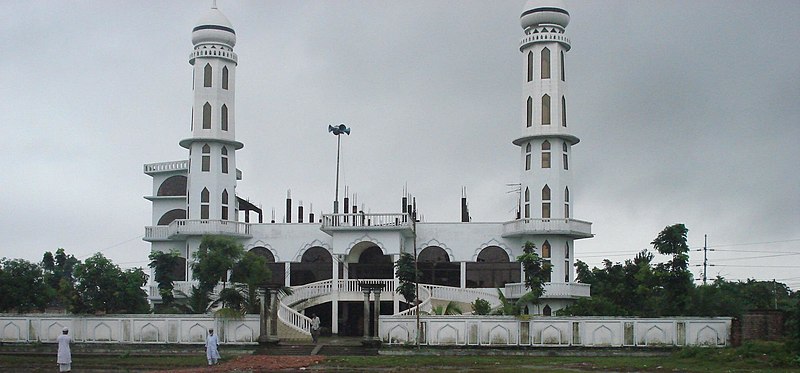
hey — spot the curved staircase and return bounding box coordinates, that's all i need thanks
[276,279,500,337]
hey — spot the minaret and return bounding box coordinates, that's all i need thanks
[181,4,243,222]
[514,0,590,285]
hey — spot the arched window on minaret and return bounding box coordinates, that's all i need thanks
[202,144,211,172]
[541,47,551,79]
[542,94,551,125]
[541,140,551,168]
[221,104,228,131]
[542,240,551,258]
[527,51,533,82]
[560,51,565,81]
[202,102,211,129]
[526,96,533,127]
[524,187,530,219]
[561,96,567,127]
[222,66,229,90]
[201,188,210,219]
[565,186,570,218]
[565,242,570,258]
[204,63,212,87]
[525,142,532,171]
[562,142,569,170]
[542,185,551,219]
[221,189,229,220]
[221,147,228,174]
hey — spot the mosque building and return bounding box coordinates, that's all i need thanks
[143,0,592,337]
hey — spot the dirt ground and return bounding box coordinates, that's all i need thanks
[149,355,325,373]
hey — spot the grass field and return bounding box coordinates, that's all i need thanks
[1,341,798,372]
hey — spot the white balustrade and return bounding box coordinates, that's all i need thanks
[501,218,592,238]
[145,219,252,241]
[504,282,591,299]
[143,160,188,173]
[321,213,412,230]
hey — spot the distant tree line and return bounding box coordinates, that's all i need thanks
[0,248,149,314]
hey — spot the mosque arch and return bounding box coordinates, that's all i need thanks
[542,240,551,258]
[526,96,533,127]
[560,50,565,81]
[541,94,551,125]
[202,102,211,129]
[221,189,229,220]
[466,246,520,288]
[201,144,211,172]
[351,244,393,279]
[157,209,186,225]
[221,146,229,174]
[221,104,228,131]
[418,246,460,287]
[200,188,210,219]
[527,51,534,82]
[248,246,285,286]
[222,66,229,90]
[156,175,187,196]
[541,140,551,168]
[290,246,334,286]
[541,47,551,79]
[561,96,567,127]
[203,63,212,87]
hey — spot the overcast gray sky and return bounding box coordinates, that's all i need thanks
[2,1,799,288]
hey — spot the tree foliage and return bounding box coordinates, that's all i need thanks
[73,253,149,314]
[472,298,492,315]
[395,252,419,304]
[148,250,182,306]
[0,258,52,313]
[517,241,551,302]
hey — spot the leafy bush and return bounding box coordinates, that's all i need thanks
[471,298,491,315]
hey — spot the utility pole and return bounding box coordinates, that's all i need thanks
[703,234,708,285]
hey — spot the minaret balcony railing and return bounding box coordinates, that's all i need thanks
[501,218,592,239]
[144,219,251,241]
[320,213,414,236]
[143,160,189,174]
[189,49,238,64]
[519,32,571,51]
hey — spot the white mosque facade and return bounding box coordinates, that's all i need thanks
[143,0,593,337]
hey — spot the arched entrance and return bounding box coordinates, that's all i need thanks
[248,247,285,286]
[466,246,520,288]
[349,245,393,280]
[418,246,460,287]
[290,246,334,286]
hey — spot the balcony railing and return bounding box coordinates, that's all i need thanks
[144,219,251,241]
[504,282,591,299]
[502,218,592,238]
[320,213,413,235]
[143,160,188,174]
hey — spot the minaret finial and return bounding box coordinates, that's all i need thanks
[211,0,217,9]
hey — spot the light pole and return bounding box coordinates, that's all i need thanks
[328,124,351,213]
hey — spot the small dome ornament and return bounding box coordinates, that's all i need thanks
[520,0,570,30]
[192,0,236,47]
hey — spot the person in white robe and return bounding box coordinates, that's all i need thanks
[57,327,72,372]
[206,328,220,365]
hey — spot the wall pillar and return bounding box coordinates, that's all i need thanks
[460,262,467,288]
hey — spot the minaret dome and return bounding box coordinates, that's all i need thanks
[192,6,236,48]
[520,0,570,30]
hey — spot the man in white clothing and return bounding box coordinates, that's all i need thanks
[310,313,321,344]
[57,327,72,372]
[206,328,220,365]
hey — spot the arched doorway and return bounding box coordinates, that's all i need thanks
[290,246,334,286]
[350,245,393,279]
[248,247,285,286]
[466,246,520,288]
[418,246,460,287]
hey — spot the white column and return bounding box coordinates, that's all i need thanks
[285,262,291,287]
[332,254,339,334]
[460,262,467,288]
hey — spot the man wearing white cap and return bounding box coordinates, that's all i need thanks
[57,327,72,372]
[206,328,220,365]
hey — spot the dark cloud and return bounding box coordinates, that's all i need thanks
[2,0,798,287]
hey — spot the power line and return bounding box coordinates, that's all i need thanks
[76,235,144,259]
[690,238,800,250]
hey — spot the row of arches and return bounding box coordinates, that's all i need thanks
[526,47,565,82]
[523,185,570,219]
[198,102,229,131]
[525,140,568,170]
[202,63,229,90]
[526,94,566,127]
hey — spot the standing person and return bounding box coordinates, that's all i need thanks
[206,328,220,366]
[57,327,72,372]
[310,313,321,344]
